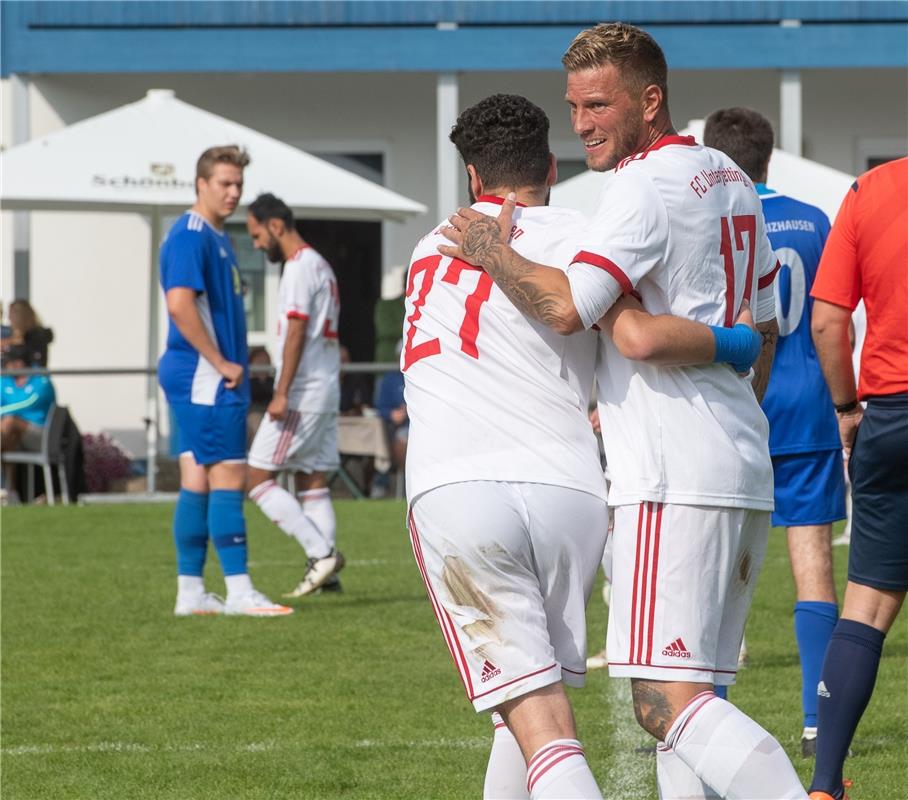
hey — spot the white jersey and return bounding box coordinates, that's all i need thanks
[276,246,341,413]
[403,198,605,502]
[569,136,779,510]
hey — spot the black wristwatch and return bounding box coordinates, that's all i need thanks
[834,399,860,414]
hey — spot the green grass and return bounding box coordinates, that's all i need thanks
[1,502,905,799]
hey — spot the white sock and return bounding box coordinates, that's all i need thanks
[299,487,337,551]
[665,691,807,799]
[250,480,330,558]
[656,743,719,799]
[177,575,204,596]
[224,573,253,597]
[484,713,529,800]
[526,739,602,800]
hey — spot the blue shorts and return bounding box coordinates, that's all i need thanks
[771,449,846,528]
[848,394,908,592]
[171,402,247,466]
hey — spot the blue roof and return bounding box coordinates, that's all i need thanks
[3,1,907,75]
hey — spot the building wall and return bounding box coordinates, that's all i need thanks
[13,66,907,454]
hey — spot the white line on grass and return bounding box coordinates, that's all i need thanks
[2,741,279,757]
[600,678,653,800]
[354,737,488,750]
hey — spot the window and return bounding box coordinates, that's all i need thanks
[227,222,267,333]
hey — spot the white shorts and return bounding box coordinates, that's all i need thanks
[247,410,340,473]
[607,502,769,685]
[409,481,608,712]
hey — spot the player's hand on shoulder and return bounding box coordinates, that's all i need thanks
[219,360,245,390]
[438,192,517,267]
[267,392,289,421]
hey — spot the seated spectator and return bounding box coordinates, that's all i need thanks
[372,366,408,497]
[247,346,274,446]
[339,344,372,416]
[1,344,56,500]
[6,299,54,367]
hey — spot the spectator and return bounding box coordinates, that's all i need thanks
[1,343,56,502]
[807,157,908,800]
[7,299,54,368]
[339,344,371,416]
[372,360,407,498]
[246,346,274,445]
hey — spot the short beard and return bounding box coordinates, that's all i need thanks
[593,115,647,172]
[267,240,283,263]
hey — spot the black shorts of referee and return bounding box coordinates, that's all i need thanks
[847,393,908,592]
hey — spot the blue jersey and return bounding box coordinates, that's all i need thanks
[758,186,839,455]
[158,211,249,407]
[1,375,56,426]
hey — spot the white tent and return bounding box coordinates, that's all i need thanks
[0,88,426,221]
[0,89,427,492]
[551,119,855,222]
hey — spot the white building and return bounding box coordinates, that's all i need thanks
[2,2,906,461]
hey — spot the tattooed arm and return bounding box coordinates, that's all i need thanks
[438,195,584,335]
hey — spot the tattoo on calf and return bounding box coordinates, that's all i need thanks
[631,680,676,741]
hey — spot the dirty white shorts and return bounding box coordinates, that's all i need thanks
[607,502,770,685]
[408,480,608,712]
[248,410,339,474]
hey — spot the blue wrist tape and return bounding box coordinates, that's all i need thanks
[711,324,762,373]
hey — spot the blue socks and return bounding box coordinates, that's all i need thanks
[173,489,209,576]
[809,618,886,798]
[208,489,248,577]
[795,600,839,727]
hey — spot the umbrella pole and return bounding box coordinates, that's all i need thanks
[146,208,161,495]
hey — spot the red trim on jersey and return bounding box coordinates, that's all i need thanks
[286,311,309,321]
[408,512,475,699]
[572,251,634,295]
[475,194,528,208]
[645,503,663,664]
[470,662,559,701]
[758,260,781,289]
[288,245,311,261]
[615,134,697,170]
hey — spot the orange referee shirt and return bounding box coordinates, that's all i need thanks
[811,157,908,399]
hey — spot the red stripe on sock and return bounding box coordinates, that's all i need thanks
[527,746,585,791]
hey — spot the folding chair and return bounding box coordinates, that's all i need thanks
[2,403,71,505]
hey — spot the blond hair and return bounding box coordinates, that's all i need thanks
[562,22,668,100]
[195,145,251,183]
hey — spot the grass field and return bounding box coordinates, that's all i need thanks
[2,501,905,799]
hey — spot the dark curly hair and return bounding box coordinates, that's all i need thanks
[449,94,551,190]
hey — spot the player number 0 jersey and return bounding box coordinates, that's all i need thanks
[403,198,605,503]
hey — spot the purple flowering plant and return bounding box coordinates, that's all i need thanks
[81,433,132,492]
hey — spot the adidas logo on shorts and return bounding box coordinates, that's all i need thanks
[662,637,692,659]
[480,659,501,683]
[817,680,831,698]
